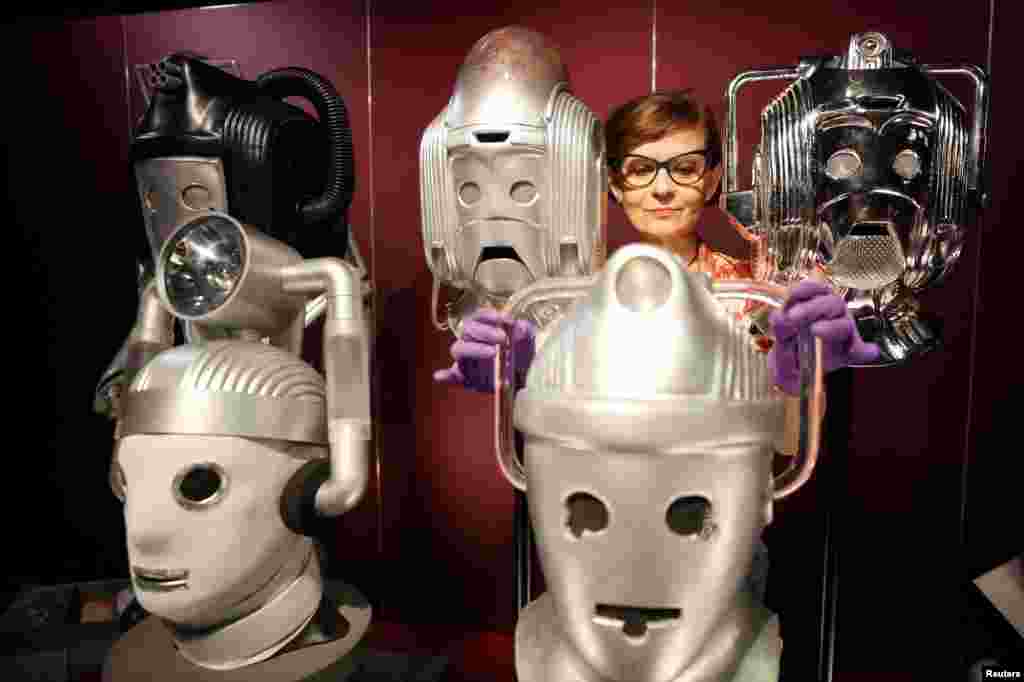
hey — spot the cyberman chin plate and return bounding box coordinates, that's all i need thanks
[722,31,989,365]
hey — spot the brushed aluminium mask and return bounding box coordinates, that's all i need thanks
[420,25,607,335]
[722,32,989,364]
[491,244,823,682]
[113,341,371,671]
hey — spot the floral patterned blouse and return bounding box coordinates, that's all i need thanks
[691,241,774,353]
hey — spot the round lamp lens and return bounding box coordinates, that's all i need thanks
[163,215,245,316]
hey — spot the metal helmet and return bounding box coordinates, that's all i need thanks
[723,31,989,364]
[113,341,371,670]
[420,25,607,334]
[508,244,790,681]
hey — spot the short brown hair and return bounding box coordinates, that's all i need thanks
[606,89,722,187]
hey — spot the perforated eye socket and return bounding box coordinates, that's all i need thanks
[666,496,711,537]
[892,149,923,180]
[565,492,609,539]
[458,182,482,206]
[173,463,228,509]
[825,149,863,181]
[510,180,537,204]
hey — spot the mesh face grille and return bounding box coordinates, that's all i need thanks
[827,234,905,290]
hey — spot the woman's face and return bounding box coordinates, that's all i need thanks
[610,127,722,244]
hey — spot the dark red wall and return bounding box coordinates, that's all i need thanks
[6,0,1013,679]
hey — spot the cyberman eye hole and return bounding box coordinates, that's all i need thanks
[458,182,482,207]
[173,462,228,510]
[825,149,863,181]
[892,149,923,180]
[565,492,609,539]
[510,180,538,205]
[666,495,714,539]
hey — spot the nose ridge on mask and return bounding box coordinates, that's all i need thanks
[127,502,177,556]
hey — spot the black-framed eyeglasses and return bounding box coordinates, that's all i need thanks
[611,149,713,189]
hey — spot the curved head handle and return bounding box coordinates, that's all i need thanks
[256,67,354,229]
[710,280,824,499]
[494,278,824,498]
[495,342,526,490]
[722,68,803,197]
[921,63,990,206]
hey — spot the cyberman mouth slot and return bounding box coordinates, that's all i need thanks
[593,604,682,638]
[848,222,894,237]
[478,245,524,263]
[474,131,511,144]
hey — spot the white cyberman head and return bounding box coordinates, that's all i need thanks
[509,245,789,681]
[420,25,607,334]
[112,341,357,670]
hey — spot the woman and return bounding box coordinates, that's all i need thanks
[434,90,878,598]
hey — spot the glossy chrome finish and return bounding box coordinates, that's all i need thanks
[157,212,307,334]
[721,32,990,365]
[420,26,606,333]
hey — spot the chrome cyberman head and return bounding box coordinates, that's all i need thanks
[113,342,371,670]
[420,25,607,334]
[492,244,823,681]
[722,32,989,364]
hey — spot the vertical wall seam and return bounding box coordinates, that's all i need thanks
[365,0,384,558]
[650,0,658,92]
[958,0,995,574]
[121,15,130,151]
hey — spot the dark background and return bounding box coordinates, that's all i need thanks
[3,0,1020,679]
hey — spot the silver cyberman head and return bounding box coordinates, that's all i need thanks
[420,25,607,333]
[506,244,788,682]
[723,31,989,364]
[113,341,370,670]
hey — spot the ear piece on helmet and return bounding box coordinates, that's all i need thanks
[280,459,333,537]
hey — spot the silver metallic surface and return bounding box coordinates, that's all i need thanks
[279,257,371,517]
[305,228,373,327]
[157,212,307,334]
[722,32,990,365]
[495,245,822,500]
[135,157,229,258]
[420,26,606,332]
[117,342,328,444]
[493,244,813,681]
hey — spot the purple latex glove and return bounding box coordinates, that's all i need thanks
[433,309,536,393]
[768,280,880,395]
